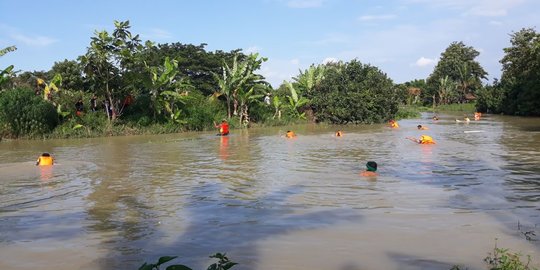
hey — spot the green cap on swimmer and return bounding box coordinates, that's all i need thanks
[366,161,377,172]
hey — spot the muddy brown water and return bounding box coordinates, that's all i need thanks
[1,113,539,270]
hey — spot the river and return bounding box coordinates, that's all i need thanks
[0,113,539,270]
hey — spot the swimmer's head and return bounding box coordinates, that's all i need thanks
[366,161,377,172]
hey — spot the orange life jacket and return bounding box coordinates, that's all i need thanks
[286,131,296,138]
[336,131,343,137]
[419,135,435,144]
[360,171,378,177]
[219,123,229,135]
[37,156,54,166]
[390,122,399,128]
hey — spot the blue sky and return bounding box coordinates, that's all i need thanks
[1,0,539,87]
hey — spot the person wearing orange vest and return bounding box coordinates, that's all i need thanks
[389,120,399,128]
[407,135,436,144]
[214,120,229,136]
[474,112,482,120]
[417,125,429,130]
[360,161,378,177]
[335,130,344,137]
[285,130,296,138]
[36,153,54,166]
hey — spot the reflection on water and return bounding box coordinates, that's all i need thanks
[0,113,539,270]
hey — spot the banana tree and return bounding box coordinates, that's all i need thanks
[438,76,457,105]
[0,46,17,90]
[285,81,309,119]
[36,74,62,101]
[146,57,192,122]
[213,53,268,118]
[272,95,282,119]
[293,64,326,94]
[237,85,265,126]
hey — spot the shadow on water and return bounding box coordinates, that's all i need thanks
[93,183,361,270]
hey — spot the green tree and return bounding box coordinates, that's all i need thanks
[437,75,457,105]
[475,80,506,113]
[498,28,540,115]
[50,60,86,91]
[213,53,268,120]
[145,57,192,122]
[426,41,488,104]
[311,59,398,124]
[79,20,143,120]
[284,81,309,119]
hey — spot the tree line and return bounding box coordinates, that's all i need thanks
[0,21,539,139]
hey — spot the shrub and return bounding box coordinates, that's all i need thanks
[0,87,58,138]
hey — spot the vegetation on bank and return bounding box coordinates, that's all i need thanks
[1,21,539,140]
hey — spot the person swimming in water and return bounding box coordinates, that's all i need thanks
[285,130,297,138]
[406,135,436,144]
[360,161,378,177]
[335,130,343,137]
[417,125,429,130]
[36,153,54,166]
[389,120,399,128]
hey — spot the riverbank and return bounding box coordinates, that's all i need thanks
[0,103,480,140]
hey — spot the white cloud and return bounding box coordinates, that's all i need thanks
[143,28,173,40]
[290,58,300,65]
[404,0,525,17]
[414,57,437,67]
[322,57,338,64]
[313,33,350,45]
[489,20,503,26]
[358,14,396,21]
[260,58,302,87]
[245,46,260,54]
[0,23,57,47]
[11,34,57,47]
[286,0,323,8]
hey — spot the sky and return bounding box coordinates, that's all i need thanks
[1,0,539,88]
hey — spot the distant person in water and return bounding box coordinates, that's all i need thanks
[389,120,399,128]
[417,125,429,130]
[335,130,344,137]
[432,115,439,121]
[36,153,54,166]
[406,135,436,144]
[360,161,378,177]
[285,130,296,138]
[214,119,229,136]
[474,112,482,121]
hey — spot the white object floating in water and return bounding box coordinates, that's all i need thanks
[464,130,485,133]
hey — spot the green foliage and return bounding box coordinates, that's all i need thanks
[484,246,537,270]
[138,253,237,270]
[497,28,540,116]
[0,87,59,138]
[50,59,86,91]
[183,93,226,131]
[426,41,487,104]
[0,46,17,91]
[212,53,268,124]
[79,20,143,120]
[395,106,421,120]
[475,83,506,113]
[310,59,399,124]
[145,56,193,122]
